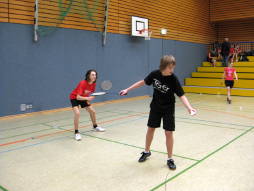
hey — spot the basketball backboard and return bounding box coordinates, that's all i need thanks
[131,16,149,37]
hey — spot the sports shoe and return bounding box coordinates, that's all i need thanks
[75,133,82,141]
[138,151,151,162]
[227,98,232,104]
[167,159,176,170]
[94,126,105,132]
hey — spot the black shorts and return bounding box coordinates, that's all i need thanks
[207,57,213,63]
[70,99,90,108]
[225,80,234,88]
[147,106,175,131]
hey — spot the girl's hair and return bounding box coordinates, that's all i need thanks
[229,55,234,63]
[160,55,176,71]
[85,69,98,83]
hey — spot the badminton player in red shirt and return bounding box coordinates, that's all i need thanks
[223,57,238,104]
[70,69,105,141]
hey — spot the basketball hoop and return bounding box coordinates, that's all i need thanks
[138,29,152,40]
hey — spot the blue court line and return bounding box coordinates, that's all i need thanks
[176,116,253,128]
[56,117,199,162]
[0,114,199,162]
[0,110,133,132]
[138,115,251,130]
[1,109,248,161]
[112,109,253,128]
[177,120,246,131]
[0,111,135,140]
[0,115,147,155]
[0,136,69,154]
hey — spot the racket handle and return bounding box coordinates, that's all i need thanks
[119,90,128,96]
[119,92,127,96]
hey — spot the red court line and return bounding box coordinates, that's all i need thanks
[0,101,197,147]
[0,138,29,147]
[0,112,148,147]
[0,99,198,148]
[201,108,254,120]
[0,96,149,121]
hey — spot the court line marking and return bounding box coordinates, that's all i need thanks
[0,111,134,140]
[0,96,149,121]
[0,116,146,154]
[3,108,250,190]
[0,109,133,132]
[110,109,253,129]
[0,136,69,154]
[2,108,250,149]
[177,120,246,131]
[193,104,254,113]
[0,185,8,191]
[0,115,199,162]
[138,115,247,131]
[176,116,253,128]
[201,108,254,120]
[51,118,200,162]
[0,127,54,140]
[0,112,148,147]
[50,117,199,162]
[149,126,254,191]
[81,133,199,162]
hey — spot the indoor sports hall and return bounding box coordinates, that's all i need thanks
[0,1,254,191]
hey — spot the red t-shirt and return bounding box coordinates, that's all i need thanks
[230,48,235,54]
[236,47,241,53]
[70,80,96,100]
[224,67,236,81]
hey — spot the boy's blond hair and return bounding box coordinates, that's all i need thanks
[160,55,176,71]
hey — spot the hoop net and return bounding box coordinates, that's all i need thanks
[138,29,152,40]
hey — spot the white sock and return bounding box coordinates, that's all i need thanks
[168,158,173,161]
[144,150,150,153]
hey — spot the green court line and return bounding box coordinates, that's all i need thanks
[0,110,132,132]
[0,185,9,191]
[42,111,142,130]
[176,116,253,128]
[192,104,254,113]
[138,115,247,131]
[0,127,54,140]
[149,126,254,191]
[82,133,199,162]
[0,111,133,140]
[113,109,253,129]
[177,120,246,131]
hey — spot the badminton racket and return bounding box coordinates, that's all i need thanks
[91,80,113,96]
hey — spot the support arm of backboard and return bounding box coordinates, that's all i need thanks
[34,0,39,42]
[102,0,110,46]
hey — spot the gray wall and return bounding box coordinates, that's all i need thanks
[0,23,207,116]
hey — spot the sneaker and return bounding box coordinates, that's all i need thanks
[75,133,82,141]
[94,126,105,132]
[138,151,151,162]
[167,159,176,170]
[227,98,232,104]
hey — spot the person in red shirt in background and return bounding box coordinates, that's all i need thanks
[223,57,238,104]
[229,44,235,60]
[217,47,222,61]
[234,43,241,62]
[70,69,105,141]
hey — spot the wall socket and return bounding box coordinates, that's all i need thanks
[20,104,33,111]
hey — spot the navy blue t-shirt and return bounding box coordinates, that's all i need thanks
[144,70,184,111]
